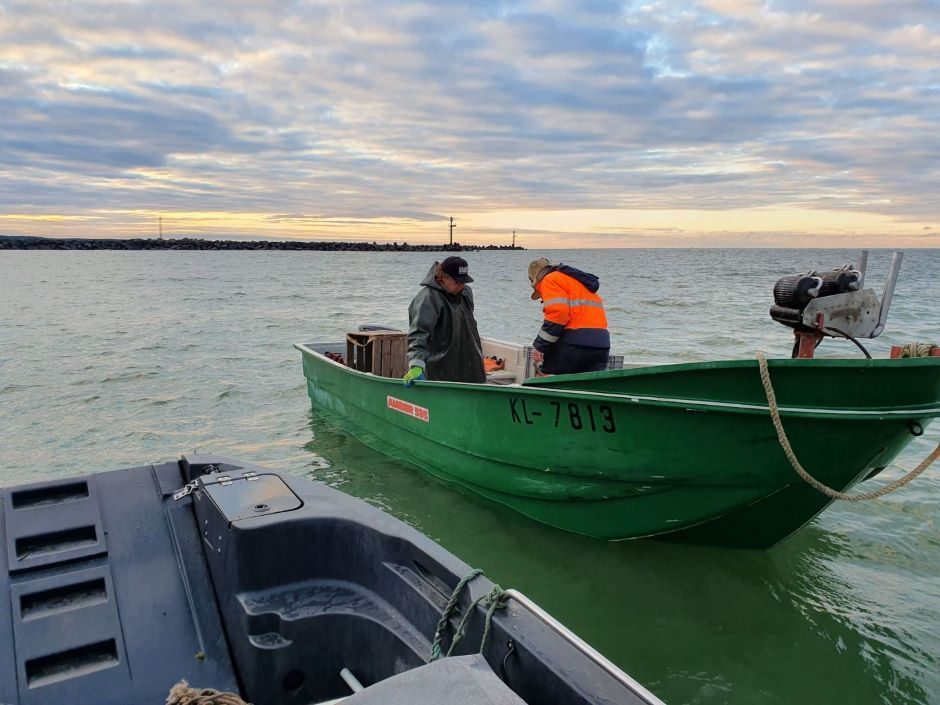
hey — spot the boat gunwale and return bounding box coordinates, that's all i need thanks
[294,343,940,420]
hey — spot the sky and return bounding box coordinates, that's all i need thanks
[0,0,938,248]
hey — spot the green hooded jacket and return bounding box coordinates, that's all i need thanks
[407,263,485,383]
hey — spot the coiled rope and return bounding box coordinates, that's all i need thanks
[755,351,940,501]
[898,342,938,358]
[429,568,508,662]
[166,681,249,705]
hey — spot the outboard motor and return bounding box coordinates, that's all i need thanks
[770,251,903,358]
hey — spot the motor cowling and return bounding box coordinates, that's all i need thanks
[767,251,903,359]
[770,267,861,326]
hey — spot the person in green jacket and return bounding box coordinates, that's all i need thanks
[403,256,485,385]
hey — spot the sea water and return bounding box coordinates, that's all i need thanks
[1,248,938,705]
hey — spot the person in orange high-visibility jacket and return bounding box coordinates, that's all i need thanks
[528,258,610,375]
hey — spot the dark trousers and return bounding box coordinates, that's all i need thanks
[541,342,609,375]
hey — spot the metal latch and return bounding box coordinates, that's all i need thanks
[172,480,200,501]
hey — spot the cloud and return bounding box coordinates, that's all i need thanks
[0,0,937,244]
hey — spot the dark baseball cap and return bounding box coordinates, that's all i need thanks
[441,256,473,283]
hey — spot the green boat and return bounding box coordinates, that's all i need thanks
[296,337,939,549]
[296,253,940,548]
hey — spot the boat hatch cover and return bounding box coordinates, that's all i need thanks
[201,473,302,522]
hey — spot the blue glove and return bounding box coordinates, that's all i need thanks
[403,366,425,386]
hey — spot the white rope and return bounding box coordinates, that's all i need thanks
[755,351,939,501]
[898,342,937,358]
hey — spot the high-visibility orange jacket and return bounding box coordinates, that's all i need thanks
[533,266,610,352]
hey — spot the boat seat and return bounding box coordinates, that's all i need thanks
[485,370,517,385]
[342,654,525,705]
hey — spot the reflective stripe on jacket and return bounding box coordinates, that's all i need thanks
[533,268,610,351]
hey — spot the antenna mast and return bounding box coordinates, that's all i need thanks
[449,217,456,246]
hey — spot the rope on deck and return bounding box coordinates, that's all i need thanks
[445,583,509,659]
[898,342,938,358]
[429,568,508,662]
[166,680,250,705]
[756,351,940,501]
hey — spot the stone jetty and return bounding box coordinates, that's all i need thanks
[0,236,521,252]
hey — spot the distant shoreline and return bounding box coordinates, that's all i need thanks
[0,236,523,252]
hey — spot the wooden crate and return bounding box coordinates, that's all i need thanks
[346,331,408,378]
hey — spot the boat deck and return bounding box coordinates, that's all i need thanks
[0,461,237,703]
[309,340,526,385]
[238,578,430,660]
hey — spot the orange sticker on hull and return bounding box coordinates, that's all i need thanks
[387,396,430,423]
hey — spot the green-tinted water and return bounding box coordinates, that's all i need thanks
[1,249,938,704]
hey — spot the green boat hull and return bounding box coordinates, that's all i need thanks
[297,344,940,548]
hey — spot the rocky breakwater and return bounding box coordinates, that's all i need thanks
[0,236,521,252]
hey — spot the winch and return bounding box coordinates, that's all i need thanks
[770,251,902,358]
